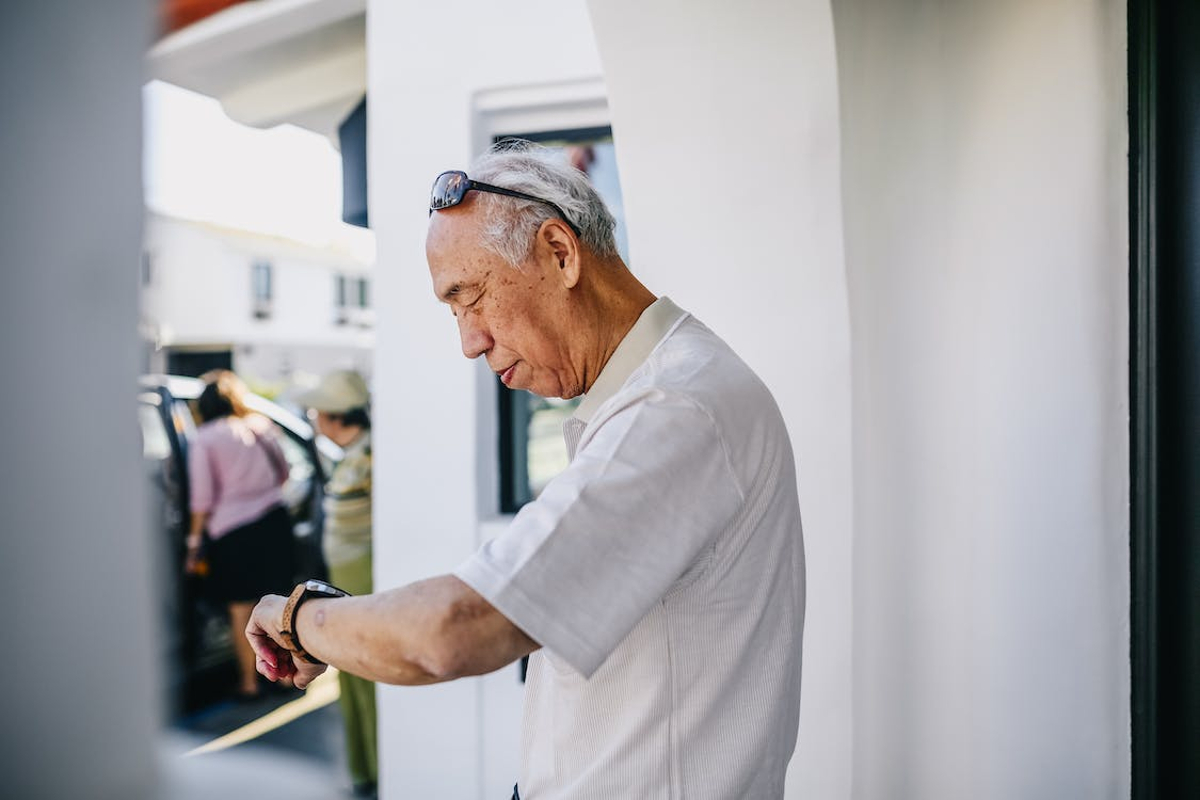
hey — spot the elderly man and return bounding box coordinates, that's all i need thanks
[247,144,805,799]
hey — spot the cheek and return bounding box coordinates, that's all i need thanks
[480,289,544,349]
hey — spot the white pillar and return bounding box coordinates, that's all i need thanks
[0,2,159,797]
[587,1,853,797]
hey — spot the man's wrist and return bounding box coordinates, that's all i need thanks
[293,599,331,664]
[278,580,350,665]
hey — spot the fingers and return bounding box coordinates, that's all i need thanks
[245,626,280,665]
[242,594,321,688]
[249,645,324,690]
[255,648,297,682]
[248,631,300,681]
[250,637,290,680]
[292,662,327,690]
[245,597,292,681]
[254,654,275,681]
[244,595,286,649]
[251,648,322,689]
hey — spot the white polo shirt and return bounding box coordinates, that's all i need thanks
[455,297,805,799]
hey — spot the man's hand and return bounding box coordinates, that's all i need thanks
[245,594,327,690]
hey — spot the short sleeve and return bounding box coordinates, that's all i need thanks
[454,390,744,678]
[187,436,215,514]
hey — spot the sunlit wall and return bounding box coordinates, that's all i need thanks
[366,0,1131,798]
[835,0,1130,796]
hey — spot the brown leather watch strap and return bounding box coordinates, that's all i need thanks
[279,582,323,665]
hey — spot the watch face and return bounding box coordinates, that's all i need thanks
[304,579,346,598]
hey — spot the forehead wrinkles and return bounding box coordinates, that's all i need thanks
[429,215,497,301]
[427,196,484,259]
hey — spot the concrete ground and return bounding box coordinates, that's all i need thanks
[170,670,364,798]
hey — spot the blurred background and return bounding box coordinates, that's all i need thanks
[2,0,1197,798]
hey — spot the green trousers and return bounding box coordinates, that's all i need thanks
[328,553,377,787]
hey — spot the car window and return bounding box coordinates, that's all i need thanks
[276,430,315,488]
[177,400,200,433]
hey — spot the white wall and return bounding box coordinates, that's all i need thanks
[833,1,1130,797]
[587,1,853,797]
[368,1,854,795]
[367,1,605,796]
[366,0,1131,797]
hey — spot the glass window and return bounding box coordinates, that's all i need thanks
[335,273,347,308]
[495,126,625,513]
[251,260,272,302]
[275,427,316,514]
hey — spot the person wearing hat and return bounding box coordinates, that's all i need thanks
[296,369,377,797]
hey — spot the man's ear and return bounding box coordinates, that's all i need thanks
[538,218,581,289]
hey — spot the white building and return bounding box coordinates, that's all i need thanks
[10,0,1199,798]
[141,211,375,392]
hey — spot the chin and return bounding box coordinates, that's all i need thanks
[527,376,579,400]
[548,382,582,401]
[528,384,568,400]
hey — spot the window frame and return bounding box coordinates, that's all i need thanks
[251,259,273,320]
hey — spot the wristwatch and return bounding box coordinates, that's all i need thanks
[279,579,351,665]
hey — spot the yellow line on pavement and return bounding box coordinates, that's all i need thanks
[185,669,341,757]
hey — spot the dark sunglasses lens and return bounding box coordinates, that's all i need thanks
[430,171,469,210]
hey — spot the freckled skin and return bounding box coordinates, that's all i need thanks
[426,193,656,400]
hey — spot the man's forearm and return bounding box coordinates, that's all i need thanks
[293,574,538,685]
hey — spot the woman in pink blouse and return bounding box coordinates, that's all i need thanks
[185,370,295,699]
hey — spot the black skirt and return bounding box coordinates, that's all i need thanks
[206,505,295,603]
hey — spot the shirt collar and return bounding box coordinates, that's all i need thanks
[572,296,688,424]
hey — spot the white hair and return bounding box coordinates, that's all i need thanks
[469,140,619,267]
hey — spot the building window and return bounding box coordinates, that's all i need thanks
[141,251,154,286]
[335,274,372,327]
[334,274,348,324]
[251,260,272,319]
[496,125,625,513]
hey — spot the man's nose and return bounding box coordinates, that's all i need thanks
[457,312,492,360]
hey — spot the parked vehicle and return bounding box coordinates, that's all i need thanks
[138,374,342,714]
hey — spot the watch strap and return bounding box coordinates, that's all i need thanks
[279,582,318,663]
[279,580,350,666]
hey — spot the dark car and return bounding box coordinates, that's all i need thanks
[138,374,342,715]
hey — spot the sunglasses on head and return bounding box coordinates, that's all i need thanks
[429,170,581,236]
